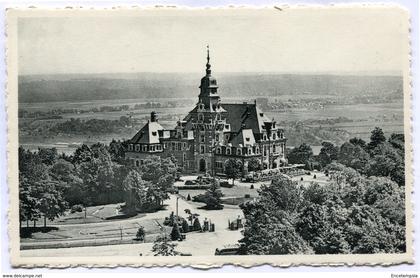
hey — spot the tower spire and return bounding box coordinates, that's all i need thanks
[206,45,211,75]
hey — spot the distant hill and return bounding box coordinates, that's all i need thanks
[18,73,403,103]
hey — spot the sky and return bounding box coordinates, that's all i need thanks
[17,7,409,75]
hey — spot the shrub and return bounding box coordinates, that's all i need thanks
[181,219,190,233]
[193,218,202,231]
[192,194,207,203]
[136,226,145,241]
[171,223,181,241]
[71,204,84,213]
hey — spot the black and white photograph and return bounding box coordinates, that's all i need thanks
[5,6,412,267]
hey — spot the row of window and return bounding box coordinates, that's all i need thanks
[128,144,163,152]
[211,144,285,156]
[262,130,285,141]
[164,141,188,151]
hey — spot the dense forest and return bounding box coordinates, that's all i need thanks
[240,127,406,254]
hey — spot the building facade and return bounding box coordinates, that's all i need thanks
[125,48,287,176]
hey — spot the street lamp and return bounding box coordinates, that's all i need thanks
[176,196,180,222]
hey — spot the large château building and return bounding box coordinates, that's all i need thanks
[125,48,287,176]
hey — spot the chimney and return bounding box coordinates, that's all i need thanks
[151,111,158,122]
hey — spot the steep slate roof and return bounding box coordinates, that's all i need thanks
[230,128,256,147]
[129,121,164,144]
[222,103,271,134]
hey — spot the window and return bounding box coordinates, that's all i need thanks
[183,153,186,163]
[171,142,176,150]
[226,148,231,155]
[183,142,186,149]
[198,113,204,121]
[135,144,140,152]
[216,147,221,154]
[200,134,205,143]
[200,145,205,154]
[248,148,252,155]
[152,131,157,136]
[237,149,242,156]
[273,133,276,140]
[263,135,267,140]
[135,160,140,167]
[128,144,133,151]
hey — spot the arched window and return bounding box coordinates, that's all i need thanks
[216,147,221,154]
[237,149,242,156]
[198,113,204,121]
[226,147,231,155]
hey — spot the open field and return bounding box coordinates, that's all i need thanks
[19,98,404,153]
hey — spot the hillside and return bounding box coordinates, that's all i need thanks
[18,73,403,103]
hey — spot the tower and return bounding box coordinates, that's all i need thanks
[198,45,221,111]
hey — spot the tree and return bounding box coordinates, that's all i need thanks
[338,142,370,173]
[19,175,40,228]
[201,180,224,210]
[122,170,150,212]
[367,142,404,186]
[152,235,179,256]
[287,143,313,164]
[317,142,338,167]
[368,127,386,151]
[349,137,367,149]
[181,219,190,233]
[247,158,262,172]
[36,180,68,227]
[170,223,181,241]
[37,147,58,166]
[193,218,202,231]
[388,133,405,151]
[224,159,242,186]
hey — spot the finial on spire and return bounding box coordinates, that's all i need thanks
[206,45,211,75]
